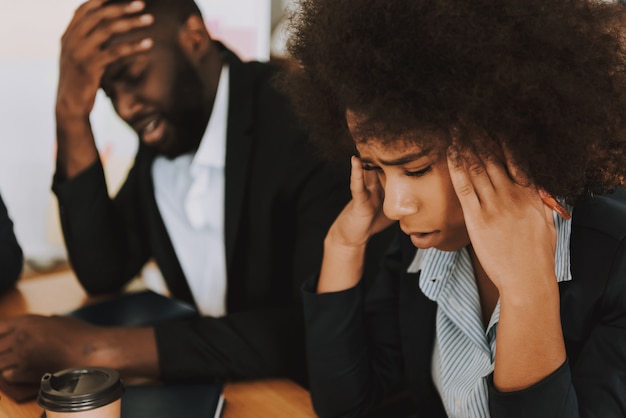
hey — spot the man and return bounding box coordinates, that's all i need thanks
[0,192,22,291]
[0,0,350,386]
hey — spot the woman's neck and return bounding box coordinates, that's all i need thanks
[467,245,500,330]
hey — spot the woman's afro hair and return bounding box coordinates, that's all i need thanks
[280,0,626,203]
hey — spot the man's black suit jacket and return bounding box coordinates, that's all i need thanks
[0,192,22,291]
[53,47,351,385]
[303,188,626,417]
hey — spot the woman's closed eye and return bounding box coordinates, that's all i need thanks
[362,163,433,178]
[405,165,432,177]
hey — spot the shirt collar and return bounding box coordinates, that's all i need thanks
[191,64,229,170]
[554,202,574,283]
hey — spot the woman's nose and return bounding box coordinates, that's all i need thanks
[382,179,418,221]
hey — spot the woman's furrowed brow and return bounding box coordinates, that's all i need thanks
[374,148,434,166]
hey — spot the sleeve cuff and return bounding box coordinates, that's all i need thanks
[488,359,578,417]
[301,274,364,318]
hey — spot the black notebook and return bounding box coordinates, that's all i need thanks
[66,289,199,326]
[120,382,225,418]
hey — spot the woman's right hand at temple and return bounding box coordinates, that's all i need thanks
[317,156,394,293]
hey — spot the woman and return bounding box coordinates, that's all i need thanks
[280,0,626,416]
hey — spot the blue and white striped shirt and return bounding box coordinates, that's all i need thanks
[407,208,573,417]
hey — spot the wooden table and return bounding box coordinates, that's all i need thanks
[0,270,316,417]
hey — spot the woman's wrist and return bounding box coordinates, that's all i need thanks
[317,238,367,294]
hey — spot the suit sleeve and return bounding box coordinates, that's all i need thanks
[0,192,22,291]
[570,236,626,417]
[301,230,407,418]
[489,235,626,417]
[52,159,151,294]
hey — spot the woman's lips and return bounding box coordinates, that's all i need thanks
[409,231,440,249]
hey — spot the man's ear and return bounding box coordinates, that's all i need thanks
[178,15,212,63]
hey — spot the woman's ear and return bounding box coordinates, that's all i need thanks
[178,15,212,62]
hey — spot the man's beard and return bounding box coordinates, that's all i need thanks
[160,54,211,158]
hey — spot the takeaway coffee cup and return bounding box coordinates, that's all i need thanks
[37,367,125,418]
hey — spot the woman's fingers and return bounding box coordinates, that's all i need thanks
[350,155,379,201]
[349,155,366,198]
[486,140,531,188]
[448,125,534,212]
[447,143,483,215]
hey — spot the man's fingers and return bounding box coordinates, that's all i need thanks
[0,356,16,374]
[76,36,153,78]
[105,37,153,63]
[84,12,154,52]
[64,0,108,35]
[2,365,41,385]
[0,339,16,374]
[107,12,154,37]
[0,323,14,338]
[69,13,154,66]
[64,0,149,53]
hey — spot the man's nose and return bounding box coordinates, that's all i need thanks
[113,88,142,122]
[382,179,419,221]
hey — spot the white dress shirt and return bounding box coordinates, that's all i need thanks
[151,65,230,317]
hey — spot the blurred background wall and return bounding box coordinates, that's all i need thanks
[0,0,296,272]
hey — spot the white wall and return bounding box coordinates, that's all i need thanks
[0,0,273,267]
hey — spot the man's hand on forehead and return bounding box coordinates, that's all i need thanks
[56,0,154,119]
[95,1,154,53]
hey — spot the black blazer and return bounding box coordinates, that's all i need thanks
[0,192,22,291]
[303,188,626,418]
[53,47,351,385]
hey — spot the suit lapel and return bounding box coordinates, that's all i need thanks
[222,49,255,271]
[398,240,445,415]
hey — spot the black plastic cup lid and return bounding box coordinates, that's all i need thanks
[37,367,125,412]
